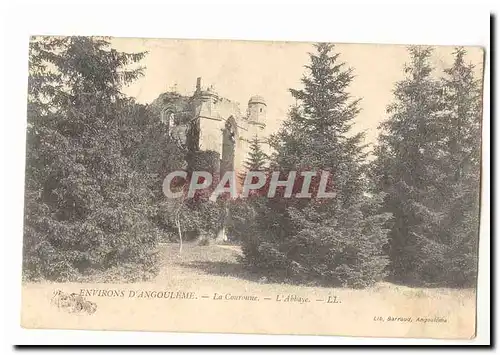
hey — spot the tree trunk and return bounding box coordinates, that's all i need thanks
[215,205,229,243]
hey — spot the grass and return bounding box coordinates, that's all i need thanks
[21,242,477,339]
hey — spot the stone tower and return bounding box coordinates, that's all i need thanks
[247,95,267,132]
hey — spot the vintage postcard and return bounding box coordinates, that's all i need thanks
[21,36,485,339]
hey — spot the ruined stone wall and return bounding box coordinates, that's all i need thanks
[153,84,269,178]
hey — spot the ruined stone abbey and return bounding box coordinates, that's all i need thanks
[151,77,269,177]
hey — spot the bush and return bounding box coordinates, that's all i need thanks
[23,172,161,282]
[240,198,390,288]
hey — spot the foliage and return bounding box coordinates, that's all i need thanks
[372,46,482,286]
[240,43,391,288]
[229,136,268,242]
[120,102,187,242]
[243,135,268,172]
[23,36,161,281]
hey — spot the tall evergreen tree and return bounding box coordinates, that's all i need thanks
[431,47,482,286]
[373,46,443,282]
[229,136,268,243]
[438,47,482,184]
[241,43,391,288]
[23,36,160,281]
[243,135,268,171]
[373,46,482,286]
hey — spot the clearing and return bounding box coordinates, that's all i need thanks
[21,242,476,339]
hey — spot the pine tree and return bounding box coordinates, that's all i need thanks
[228,136,268,243]
[241,43,391,288]
[372,46,482,286]
[243,135,268,171]
[238,135,268,186]
[23,36,160,281]
[430,47,482,286]
[373,46,443,282]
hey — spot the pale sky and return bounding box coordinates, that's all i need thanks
[111,38,484,149]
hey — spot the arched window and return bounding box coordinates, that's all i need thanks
[161,110,175,126]
[161,109,176,136]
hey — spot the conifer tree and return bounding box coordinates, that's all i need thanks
[23,36,160,281]
[372,46,482,286]
[430,47,482,286]
[373,46,443,282]
[241,43,391,288]
[243,135,268,172]
[229,136,268,242]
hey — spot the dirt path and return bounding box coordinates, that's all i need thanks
[215,244,243,254]
[154,242,245,285]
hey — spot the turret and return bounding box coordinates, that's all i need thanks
[193,77,219,118]
[247,95,266,128]
[194,77,218,101]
